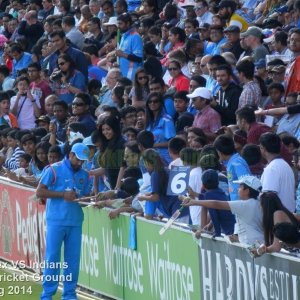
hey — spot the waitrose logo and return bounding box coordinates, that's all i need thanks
[80,227,195,300]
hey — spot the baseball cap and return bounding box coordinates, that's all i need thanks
[254,58,266,69]
[218,0,237,10]
[71,143,90,161]
[224,25,240,33]
[103,16,118,26]
[241,26,263,38]
[83,136,95,147]
[202,169,219,187]
[35,115,51,124]
[233,175,262,192]
[187,87,212,100]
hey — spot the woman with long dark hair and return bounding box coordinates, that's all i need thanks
[256,192,300,255]
[145,92,176,163]
[51,53,86,104]
[31,141,51,179]
[138,148,189,221]
[129,68,149,108]
[98,116,125,188]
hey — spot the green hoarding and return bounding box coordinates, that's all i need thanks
[78,208,202,300]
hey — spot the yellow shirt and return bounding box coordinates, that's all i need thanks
[228,13,249,32]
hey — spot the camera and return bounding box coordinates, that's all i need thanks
[50,70,63,82]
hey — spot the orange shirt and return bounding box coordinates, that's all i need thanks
[286,56,300,96]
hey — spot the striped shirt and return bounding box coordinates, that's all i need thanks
[5,147,25,170]
[238,81,261,109]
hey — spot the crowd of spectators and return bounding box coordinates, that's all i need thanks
[1,0,300,256]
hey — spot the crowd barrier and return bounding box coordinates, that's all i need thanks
[0,177,300,300]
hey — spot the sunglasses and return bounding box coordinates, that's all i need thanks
[72,102,85,107]
[138,76,148,80]
[168,67,179,71]
[148,99,160,104]
[58,62,66,66]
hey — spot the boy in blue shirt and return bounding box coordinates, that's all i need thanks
[201,169,235,237]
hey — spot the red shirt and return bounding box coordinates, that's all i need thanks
[247,122,292,165]
[286,56,300,96]
[30,80,52,113]
[168,74,190,92]
[247,122,271,144]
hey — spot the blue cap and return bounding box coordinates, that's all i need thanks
[71,143,90,161]
[201,169,219,187]
[255,59,266,69]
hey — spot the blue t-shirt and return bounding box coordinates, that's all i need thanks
[224,153,251,201]
[202,188,235,237]
[204,37,227,56]
[163,96,176,118]
[88,65,107,82]
[12,52,32,78]
[119,28,143,80]
[58,70,86,104]
[146,113,176,164]
[77,114,96,136]
[40,158,90,226]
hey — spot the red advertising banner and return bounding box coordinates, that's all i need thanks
[0,178,45,272]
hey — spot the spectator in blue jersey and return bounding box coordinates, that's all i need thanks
[50,53,86,105]
[145,92,176,164]
[116,13,143,80]
[214,134,251,201]
[206,55,227,97]
[48,30,88,82]
[200,169,235,237]
[149,78,176,118]
[204,25,227,56]
[10,43,32,79]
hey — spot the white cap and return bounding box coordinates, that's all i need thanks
[103,17,118,26]
[233,175,262,192]
[187,87,212,100]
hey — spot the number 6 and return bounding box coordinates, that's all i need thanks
[171,172,187,194]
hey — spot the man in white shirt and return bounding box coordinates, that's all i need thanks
[259,132,295,212]
[195,0,213,26]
